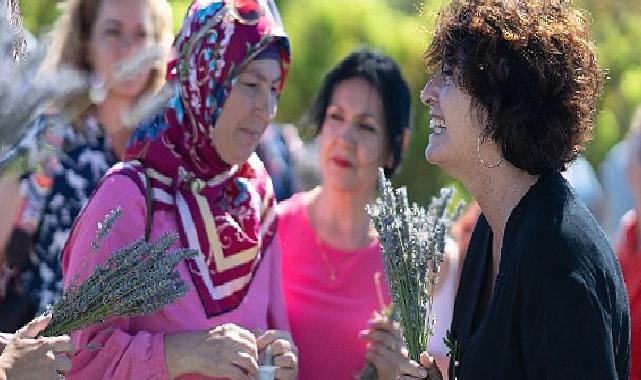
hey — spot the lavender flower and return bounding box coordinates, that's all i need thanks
[366,168,463,361]
[41,209,197,338]
[91,206,123,250]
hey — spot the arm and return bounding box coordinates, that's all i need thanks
[254,236,298,380]
[522,265,622,379]
[62,174,171,380]
[64,174,261,380]
[267,237,289,331]
[0,315,74,380]
[0,174,23,266]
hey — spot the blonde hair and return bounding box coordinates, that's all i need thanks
[45,0,173,118]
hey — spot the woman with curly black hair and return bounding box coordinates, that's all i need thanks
[414,1,630,379]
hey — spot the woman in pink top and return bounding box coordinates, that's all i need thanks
[61,1,297,379]
[278,49,427,379]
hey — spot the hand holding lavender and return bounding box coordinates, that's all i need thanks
[366,168,463,361]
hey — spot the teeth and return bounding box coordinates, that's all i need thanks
[429,118,446,135]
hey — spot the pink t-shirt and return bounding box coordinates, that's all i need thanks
[61,174,288,380]
[277,192,391,380]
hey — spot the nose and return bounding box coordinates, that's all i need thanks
[336,119,357,148]
[420,76,439,107]
[254,86,278,123]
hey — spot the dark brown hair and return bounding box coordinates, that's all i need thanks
[425,0,602,174]
[308,48,411,177]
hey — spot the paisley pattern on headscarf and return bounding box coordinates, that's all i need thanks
[118,0,290,317]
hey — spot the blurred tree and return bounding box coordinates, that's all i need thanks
[17,0,641,204]
[576,0,641,163]
[17,0,58,35]
[278,0,461,204]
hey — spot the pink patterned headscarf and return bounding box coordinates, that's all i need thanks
[122,0,290,317]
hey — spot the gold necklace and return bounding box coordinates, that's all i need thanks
[315,236,338,281]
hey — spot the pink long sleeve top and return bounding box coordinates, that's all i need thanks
[61,174,288,380]
[277,192,391,380]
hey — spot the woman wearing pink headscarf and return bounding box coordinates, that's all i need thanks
[61,1,297,379]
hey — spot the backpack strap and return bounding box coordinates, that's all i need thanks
[144,169,154,242]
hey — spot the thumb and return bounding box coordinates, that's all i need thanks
[16,314,52,339]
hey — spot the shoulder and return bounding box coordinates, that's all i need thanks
[514,174,623,297]
[61,170,148,266]
[276,190,313,221]
[515,172,606,253]
[80,163,148,219]
[275,191,317,246]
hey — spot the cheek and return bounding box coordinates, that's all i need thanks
[358,135,388,165]
[318,129,333,162]
[216,95,244,136]
[89,45,116,76]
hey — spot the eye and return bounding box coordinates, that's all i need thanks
[104,27,121,37]
[328,111,343,121]
[359,123,376,132]
[136,30,148,40]
[242,81,258,88]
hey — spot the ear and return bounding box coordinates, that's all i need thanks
[385,151,395,170]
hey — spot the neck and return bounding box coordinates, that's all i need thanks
[94,95,135,159]
[462,163,539,244]
[309,184,376,251]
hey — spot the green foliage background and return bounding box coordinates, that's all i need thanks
[18,0,641,205]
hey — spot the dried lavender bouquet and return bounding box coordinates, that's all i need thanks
[41,207,197,337]
[366,168,463,362]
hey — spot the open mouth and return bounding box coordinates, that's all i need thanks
[429,118,446,135]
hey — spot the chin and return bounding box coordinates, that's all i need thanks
[424,145,442,165]
[324,174,359,192]
[111,78,149,100]
[229,149,256,165]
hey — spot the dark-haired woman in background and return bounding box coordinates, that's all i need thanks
[416,1,630,379]
[277,49,428,380]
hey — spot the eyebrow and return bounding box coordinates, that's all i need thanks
[327,104,381,122]
[101,19,123,27]
[241,69,281,84]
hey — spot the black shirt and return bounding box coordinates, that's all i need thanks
[449,170,630,379]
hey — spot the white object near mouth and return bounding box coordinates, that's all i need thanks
[258,366,276,380]
[429,118,446,135]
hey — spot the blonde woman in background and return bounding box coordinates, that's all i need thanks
[0,0,173,331]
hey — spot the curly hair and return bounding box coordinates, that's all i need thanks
[425,0,602,175]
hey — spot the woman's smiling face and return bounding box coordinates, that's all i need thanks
[421,68,485,177]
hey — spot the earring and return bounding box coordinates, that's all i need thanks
[476,136,504,169]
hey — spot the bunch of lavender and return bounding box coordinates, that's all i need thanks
[366,168,463,361]
[41,208,197,337]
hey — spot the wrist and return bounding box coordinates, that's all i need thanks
[164,333,189,379]
[0,355,9,380]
